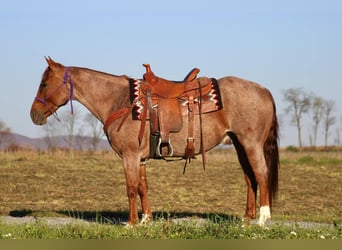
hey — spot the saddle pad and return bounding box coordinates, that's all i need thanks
[129,78,223,120]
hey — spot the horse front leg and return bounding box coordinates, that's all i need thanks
[125,184,139,225]
[123,155,141,225]
[138,162,152,223]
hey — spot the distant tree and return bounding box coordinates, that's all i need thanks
[43,117,62,151]
[322,99,336,148]
[310,96,325,147]
[282,88,311,149]
[42,107,83,151]
[60,107,83,152]
[75,129,88,151]
[84,113,104,151]
[277,114,285,140]
[335,128,341,146]
[334,116,342,146]
[0,120,11,146]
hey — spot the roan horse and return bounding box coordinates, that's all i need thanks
[30,57,279,226]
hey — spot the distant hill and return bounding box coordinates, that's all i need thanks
[0,133,111,151]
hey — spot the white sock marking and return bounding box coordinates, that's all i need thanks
[140,214,150,224]
[257,206,271,226]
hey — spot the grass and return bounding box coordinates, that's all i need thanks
[0,148,341,239]
[0,215,340,239]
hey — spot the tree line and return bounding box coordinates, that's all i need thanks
[282,88,339,149]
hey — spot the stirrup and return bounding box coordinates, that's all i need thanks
[156,138,174,157]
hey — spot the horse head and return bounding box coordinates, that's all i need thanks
[30,57,73,125]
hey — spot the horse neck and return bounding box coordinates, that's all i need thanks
[69,67,130,124]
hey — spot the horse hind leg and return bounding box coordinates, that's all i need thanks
[240,120,279,226]
[243,143,272,226]
[227,132,258,220]
[243,174,258,220]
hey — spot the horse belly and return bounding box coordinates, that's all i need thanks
[168,111,228,157]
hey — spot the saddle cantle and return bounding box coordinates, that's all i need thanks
[139,64,213,160]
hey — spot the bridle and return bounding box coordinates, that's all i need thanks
[34,67,74,120]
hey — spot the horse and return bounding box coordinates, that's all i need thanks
[30,57,279,226]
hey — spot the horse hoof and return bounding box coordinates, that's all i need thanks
[140,214,152,224]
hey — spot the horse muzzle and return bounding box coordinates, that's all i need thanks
[30,110,47,125]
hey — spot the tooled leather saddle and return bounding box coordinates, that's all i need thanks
[104,64,223,169]
[139,64,212,162]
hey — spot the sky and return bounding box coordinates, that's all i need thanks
[0,0,341,147]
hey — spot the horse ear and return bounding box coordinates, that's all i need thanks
[45,56,56,67]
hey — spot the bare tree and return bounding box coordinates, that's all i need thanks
[282,88,311,149]
[75,127,88,151]
[335,128,341,146]
[42,107,83,151]
[0,120,11,147]
[42,117,63,151]
[322,99,336,148]
[334,116,342,146]
[60,107,83,151]
[310,96,325,147]
[84,113,104,151]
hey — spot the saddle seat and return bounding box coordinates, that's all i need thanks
[140,64,212,159]
[142,64,211,99]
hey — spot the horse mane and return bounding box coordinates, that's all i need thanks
[42,64,130,82]
[72,67,130,80]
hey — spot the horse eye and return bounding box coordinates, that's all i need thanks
[40,82,48,88]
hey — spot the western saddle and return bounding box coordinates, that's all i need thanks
[139,64,212,162]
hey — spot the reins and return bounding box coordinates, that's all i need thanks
[35,67,74,120]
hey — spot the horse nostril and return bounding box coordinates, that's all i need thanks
[30,111,38,124]
[30,111,35,121]
[30,111,45,125]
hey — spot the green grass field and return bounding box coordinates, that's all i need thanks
[0,148,341,239]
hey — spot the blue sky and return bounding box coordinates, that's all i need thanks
[0,0,341,146]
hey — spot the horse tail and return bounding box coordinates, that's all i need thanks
[263,94,279,207]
